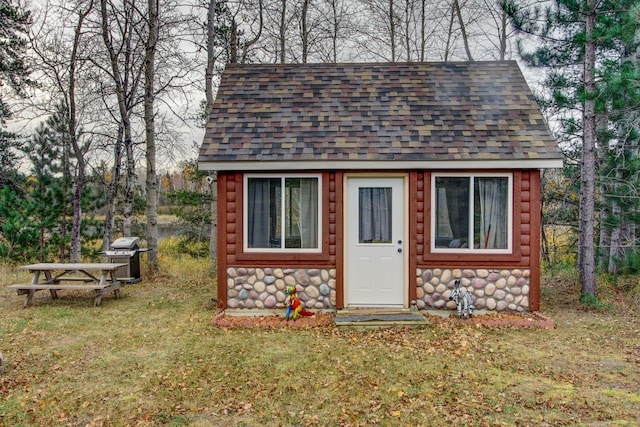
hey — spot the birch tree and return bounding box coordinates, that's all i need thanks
[145,0,159,272]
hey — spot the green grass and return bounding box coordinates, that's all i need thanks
[1,258,639,426]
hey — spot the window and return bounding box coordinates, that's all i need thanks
[245,175,321,251]
[359,187,392,244]
[433,174,511,251]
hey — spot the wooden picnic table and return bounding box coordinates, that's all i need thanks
[8,263,128,307]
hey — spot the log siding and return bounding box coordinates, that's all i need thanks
[217,170,542,310]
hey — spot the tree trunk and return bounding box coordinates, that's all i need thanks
[608,196,621,275]
[331,0,338,62]
[206,0,219,261]
[499,1,507,61]
[102,125,123,252]
[231,18,238,64]
[123,127,136,237]
[606,163,627,275]
[68,2,93,263]
[444,2,455,61]
[145,0,159,272]
[579,5,597,297]
[454,0,473,61]
[389,0,396,62]
[100,0,137,246]
[60,132,70,262]
[279,0,286,63]
[206,0,217,118]
[301,0,309,63]
[404,0,410,61]
[420,0,425,61]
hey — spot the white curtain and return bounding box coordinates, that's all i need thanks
[299,179,318,248]
[247,179,271,248]
[359,187,392,243]
[478,178,507,249]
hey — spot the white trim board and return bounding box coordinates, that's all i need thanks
[199,159,563,172]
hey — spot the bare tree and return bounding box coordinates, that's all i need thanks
[354,0,398,61]
[204,0,220,261]
[30,0,96,262]
[99,0,146,249]
[145,0,159,272]
[239,0,264,63]
[444,0,474,61]
[316,0,358,62]
[203,0,232,261]
[453,0,473,60]
[67,1,94,262]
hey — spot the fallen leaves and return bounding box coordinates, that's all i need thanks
[212,312,334,329]
[212,308,557,332]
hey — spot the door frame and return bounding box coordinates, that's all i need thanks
[343,173,409,308]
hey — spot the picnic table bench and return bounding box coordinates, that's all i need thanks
[8,263,128,307]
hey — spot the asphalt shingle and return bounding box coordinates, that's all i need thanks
[199,61,563,165]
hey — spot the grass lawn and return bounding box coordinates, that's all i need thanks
[1,255,639,426]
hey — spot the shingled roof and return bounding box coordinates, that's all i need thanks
[198,61,563,171]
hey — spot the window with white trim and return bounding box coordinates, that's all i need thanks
[244,175,321,251]
[432,174,512,252]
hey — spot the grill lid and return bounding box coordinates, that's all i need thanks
[111,237,140,250]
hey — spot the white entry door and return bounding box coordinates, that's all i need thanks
[346,177,405,307]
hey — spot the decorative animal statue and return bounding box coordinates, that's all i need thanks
[285,286,314,321]
[449,279,475,319]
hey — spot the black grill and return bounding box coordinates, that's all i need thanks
[102,237,147,283]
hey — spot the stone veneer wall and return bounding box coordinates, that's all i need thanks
[416,268,531,312]
[226,267,337,309]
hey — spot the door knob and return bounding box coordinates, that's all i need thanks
[397,248,403,253]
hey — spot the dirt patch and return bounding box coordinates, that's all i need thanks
[212,310,554,329]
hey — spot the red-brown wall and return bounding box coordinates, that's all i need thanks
[216,170,542,311]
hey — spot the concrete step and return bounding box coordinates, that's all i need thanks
[334,309,429,329]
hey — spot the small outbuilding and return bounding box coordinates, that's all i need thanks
[198,61,563,313]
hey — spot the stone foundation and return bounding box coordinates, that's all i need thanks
[416,268,531,312]
[226,267,337,309]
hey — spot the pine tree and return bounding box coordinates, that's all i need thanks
[0,1,32,188]
[24,121,66,261]
[597,15,640,275]
[508,0,640,300]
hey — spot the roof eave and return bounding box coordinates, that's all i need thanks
[198,159,564,172]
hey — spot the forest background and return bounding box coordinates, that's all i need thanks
[1,0,639,305]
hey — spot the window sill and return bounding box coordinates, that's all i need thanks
[235,251,332,263]
[424,250,522,263]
